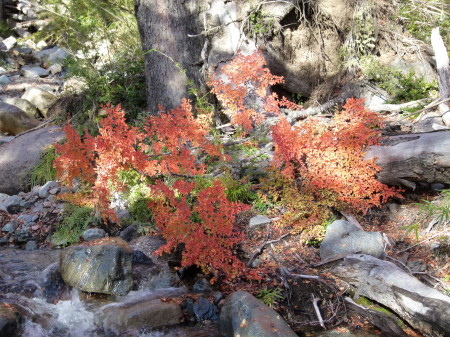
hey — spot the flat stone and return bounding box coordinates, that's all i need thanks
[21,66,49,78]
[319,220,385,260]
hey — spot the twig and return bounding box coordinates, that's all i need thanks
[312,294,326,329]
[13,118,56,139]
[247,233,289,267]
[396,229,450,254]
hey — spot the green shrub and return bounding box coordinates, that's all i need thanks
[360,56,437,103]
[52,204,99,246]
[30,146,57,187]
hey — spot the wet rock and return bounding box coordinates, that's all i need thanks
[185,297,219,322]
[320,220,385,260]
[0,126,64,195]
[82,228,106,241]
[39,181,60,199]
[219,291,297,337]
[2,97,40,118]
[99,288,186,331]
[0,302,22,337]
[249,215,271,228]
[21,65,49,78]
[21,87,57,117]
[0,102,40,136]
[60,237,133,295]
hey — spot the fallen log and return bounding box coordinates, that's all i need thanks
[365,131,450,189]
[331,254,450,337]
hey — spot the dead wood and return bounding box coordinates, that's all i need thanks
[365,131,450,189]
[332,254,450,337]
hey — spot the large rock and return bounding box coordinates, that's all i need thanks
[21,88,57,117]
[59,237,134,295]
[35,46,69,66]
[2,97,40,118]
[219,291,297,337]
[0,126,64,195]
[320,220,384,260]
[0,302,22,337]
[0,102,39,136]
[99,288,186,331]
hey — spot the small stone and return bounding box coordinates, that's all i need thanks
[82,228,106,241]
[25,240,37,251]
[49,188,59,195]
[39,181,60,199]
[0,75,10,85]
[21,66,49,78]
[36,40,47,50]
[42,202,52,208]
[431,183,445,191]
[120,225,138,242]
[2,220,19,233]
[5,195,21,214]
[193,278,212,293]
[48,63,62,75]
[0,36,17,52]
[249,215,271,228]
[132,250,154,265]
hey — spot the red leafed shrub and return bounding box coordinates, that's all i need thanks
[209,50,298,131]
[271,98,401,213]
[54,100,224,220]
[151,180,250,277]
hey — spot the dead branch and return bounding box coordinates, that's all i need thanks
[246,233,289,267]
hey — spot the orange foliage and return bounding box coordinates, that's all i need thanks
[271,98,401,213]
[209,50,299,131]
[54,100,225,220]
[151,180,250,277]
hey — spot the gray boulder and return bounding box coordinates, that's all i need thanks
[2,97,40,118]
[21,66,49,78]
[320,220,384,260]
[249,215,271,229]
[99,288,185,331]
[0,126,64,195]
[60,237,133,295]
[82,228,106,241]
[38,181,60,199]
[21,87,57,117]
[219,291,297,337]
[35,46,69,66]
[0,102,40,135]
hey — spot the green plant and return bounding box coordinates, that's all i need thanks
[360,56,437,103]
[0,21,14,39]
[257,286,284,308]
[246,8,275,38]
[52,204,99,246]
[221,175,257,204]
[30,146,57,187]
[410,190,450,235]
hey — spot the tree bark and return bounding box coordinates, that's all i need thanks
[365,131,450,189]
[133,0,207,113]
[332,254,450,337]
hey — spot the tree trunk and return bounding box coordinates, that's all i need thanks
[332,254,450,337]
[133,0,207,113]
[365,131,450,189]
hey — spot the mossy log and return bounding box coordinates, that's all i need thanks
[331,254,450,337]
